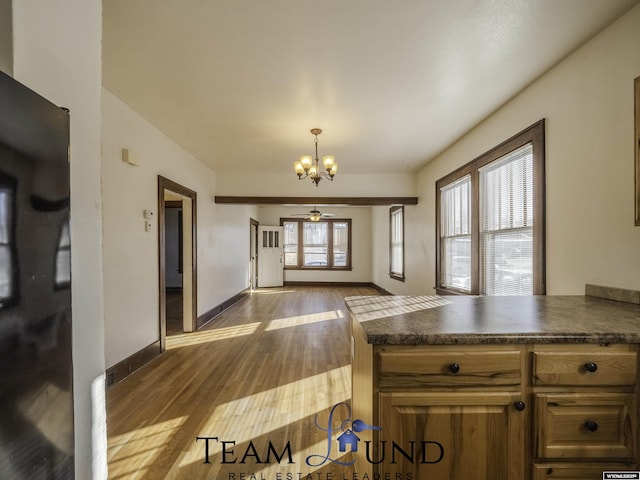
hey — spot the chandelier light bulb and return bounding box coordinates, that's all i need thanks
[300,155,313,169]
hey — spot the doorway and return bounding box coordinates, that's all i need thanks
[164,199,183,335]
[158,176,197,352]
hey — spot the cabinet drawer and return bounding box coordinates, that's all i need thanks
[534,463,638,480]
[533,348,637,386]
[535,393,636,460]
[379,348,521,388]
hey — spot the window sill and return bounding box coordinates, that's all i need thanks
[284,266,353,272]
[435,287,472,296]
[389,273,405,282]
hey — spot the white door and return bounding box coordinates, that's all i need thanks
[258,226,284,287]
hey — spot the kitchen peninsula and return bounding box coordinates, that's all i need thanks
[347,294,640,480]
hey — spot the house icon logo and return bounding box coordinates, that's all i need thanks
[305,402,381,466]
[337,429,360,452]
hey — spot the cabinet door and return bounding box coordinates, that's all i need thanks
[535,393,636,459]
[378,392,527,480]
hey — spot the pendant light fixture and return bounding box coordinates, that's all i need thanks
[293,128,338,187]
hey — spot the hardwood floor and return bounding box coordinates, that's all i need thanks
[165,291,183,336]
[106,286,379,480]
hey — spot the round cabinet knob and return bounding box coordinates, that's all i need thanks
[584,421,599,432]
[514,401,526,411]
[448,362,460,374]
[584,362,598,373]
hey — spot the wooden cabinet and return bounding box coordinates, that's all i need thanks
[535,393,636,459]
[534,463,636,479]
[351,319,640,480]
[378,391,526,479]
[532,344,638,478]
[352,341,529,479]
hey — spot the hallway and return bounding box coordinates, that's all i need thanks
[106,286,379,479]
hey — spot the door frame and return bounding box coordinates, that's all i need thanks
[250,218,259,290]
[158,175,197,351]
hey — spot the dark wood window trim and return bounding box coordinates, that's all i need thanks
[389,205,405,282]
[435,119,546,296]
[280,218,352,271]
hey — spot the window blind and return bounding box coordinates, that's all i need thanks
[333,222,348,267]
[283,221,298,266]
[390,207,403,276]
[440,175,471,292]
[303,222,328,267]
[479,143,533,295]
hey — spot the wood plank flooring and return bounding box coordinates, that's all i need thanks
[106,286,379,480]
[165,291,183,336]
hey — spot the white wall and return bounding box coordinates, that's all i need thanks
[102,89,258,368]
[12,1,106,479]
[258,206,373,283]
[405,4,640,295]
[371,204,431,295]
[0,0,11,75]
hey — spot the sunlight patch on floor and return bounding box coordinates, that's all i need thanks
[205,364,350,443]
[265,309,345,331]
[166,322,262,349]
[345,295,452,321]
[107,416,187,479]
[175,365,351,473]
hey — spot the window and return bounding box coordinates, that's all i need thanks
[0,174,17,308]
[389,206,404,281]
[55,219,71,289]
[280,218,352,270]
[440,176,471,291]
[436,120,545,296]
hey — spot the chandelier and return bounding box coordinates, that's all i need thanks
[293,128,338,187]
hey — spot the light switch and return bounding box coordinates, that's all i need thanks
[122,148,139,166]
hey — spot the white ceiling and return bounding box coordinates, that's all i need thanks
[102,0,639,175]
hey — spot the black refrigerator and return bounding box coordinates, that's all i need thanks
[0,71,74,479]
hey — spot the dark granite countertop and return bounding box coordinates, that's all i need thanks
[345,295,640,345]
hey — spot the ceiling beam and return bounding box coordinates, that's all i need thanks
[214,196,418,206]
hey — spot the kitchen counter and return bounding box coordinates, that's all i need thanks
[345,294,640,345]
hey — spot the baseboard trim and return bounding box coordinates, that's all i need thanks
[197,288,250,329]
[283,281,393,295]
[370,283,393,295]
[105,340,161,388]
[283,281,373,288]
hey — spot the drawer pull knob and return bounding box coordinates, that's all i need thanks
[584,421,599,432]
[448,363,460,374]
[584,362,598,373]
[514,401,526,411]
